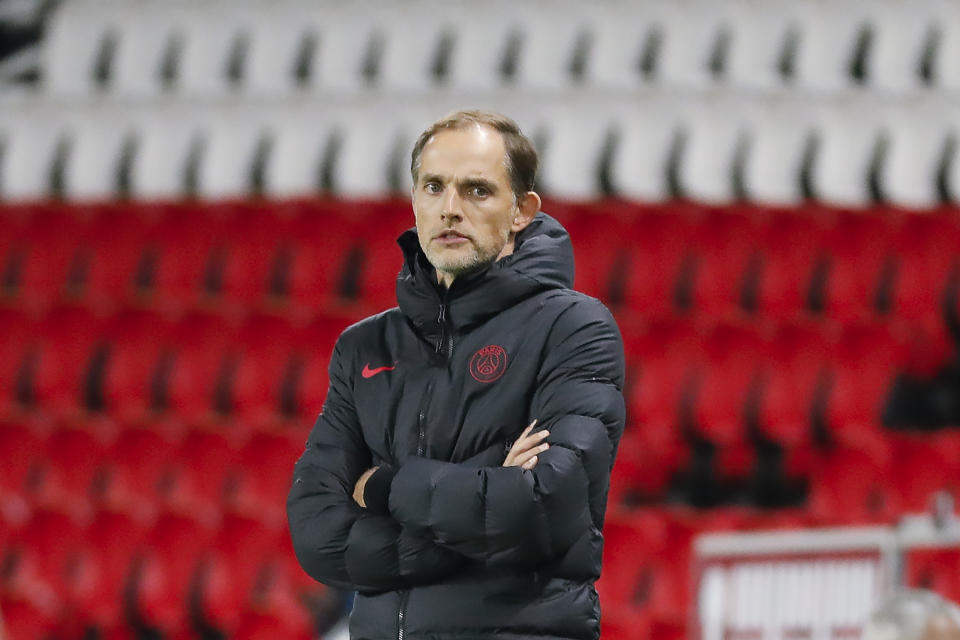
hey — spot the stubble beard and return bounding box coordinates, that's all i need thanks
[424,227,510,282]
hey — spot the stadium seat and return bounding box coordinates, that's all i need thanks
[0,308,33,416]
[807,439,895,524]
[195,114,267,201]
[261,118,333,199]
[510,6,588,92]
[689,323,766,448]
[740,101,813,207]
[128,509,217,636]
[754,323,832,448]
[100,310,174,420]
[752,210,829,321]
[606,97,680,202]
[807,102,883,208]
[229,314,300,424]
[886,433,960,514]
[653,2,725,90]
[28,307,105,416]
[41,1,112,96]
[242,6,311,96]
[686,210,765,318]
[724,1,794,91]
[60,109,132,202]
[876,100,951,209]
[823,323,907,443]
[905,547,960,604]
[889,213,960,328]
[675,98,748,205]
[127,107,202,200]
[819,213,896,323]
[537,107,611,201]
[791,2,872,92]
[866,4,938,94]
[164,312,239,423]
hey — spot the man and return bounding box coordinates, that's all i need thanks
[287,110,625,639]
[863,590,960,640]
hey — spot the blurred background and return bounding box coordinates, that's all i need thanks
[1,0,960,638]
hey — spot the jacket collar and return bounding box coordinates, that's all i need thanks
[395,212,574,339]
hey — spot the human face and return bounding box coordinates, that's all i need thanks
[413,125,527,288]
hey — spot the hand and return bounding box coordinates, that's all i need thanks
[353,467,379,507]
[503,420,549,470]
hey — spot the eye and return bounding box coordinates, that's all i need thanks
[424,182,442,194]
[469,185,490,198]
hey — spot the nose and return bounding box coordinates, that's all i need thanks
[441,188,462,222]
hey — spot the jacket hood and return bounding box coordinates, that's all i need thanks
[396,212,574,336]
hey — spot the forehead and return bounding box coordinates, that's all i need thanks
[418,124,509,183]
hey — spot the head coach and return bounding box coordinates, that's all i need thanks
[287,109,626,640]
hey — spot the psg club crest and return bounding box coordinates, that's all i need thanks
[469,345,508,383]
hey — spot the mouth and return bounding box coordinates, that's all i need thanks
[433,230,470,245]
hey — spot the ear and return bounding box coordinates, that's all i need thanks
[510,191,541,233]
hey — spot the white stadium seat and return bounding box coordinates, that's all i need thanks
[606,95,680,203]
[675,94,751,205]
[536,105,612,200]
[582,4,654,90]
[740,96,813,207]
[42,1,114,96]
[194,109,266,200]
[867,3,937,94]
[807,97,882,208]
[511,5,589,92]
[654,1,726,90]
[0,101,68,201]
[127,105,201,200]
[61,107,132,201]
[110,5,179,98]
[724,1,795,91]
[261,108,332,199]
[876,99,949,209]
[792,1,872,93]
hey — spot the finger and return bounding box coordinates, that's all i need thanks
[522,455,538,470]
[517,429,550,447]
[519,419,538,440]
[511,442,549,467]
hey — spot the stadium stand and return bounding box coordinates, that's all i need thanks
[2,0,960,638]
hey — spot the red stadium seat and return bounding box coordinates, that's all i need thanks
[164,312,239,423]
[229,314,300,425]
[752,209,829,321]
[8,206,87,313]
[888,213,960,353]
[32,424,110,512]
[128,509,217,635]
[27,306,109,417]
[755,322,833,448]
[0,308,32,417]
[819,212,897,323]
[823,323,909,444]
[886,433,960,514]
[687,209,764,319]
[100,310,174,421]
[228,431,301,524]
[689,322,767,449]
[807,439,895,524]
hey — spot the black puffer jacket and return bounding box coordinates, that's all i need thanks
[287,213,625,640]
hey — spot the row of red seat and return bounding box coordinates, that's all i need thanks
[3,303,950,440]
[1,501,318,640]
[3,200,959,327]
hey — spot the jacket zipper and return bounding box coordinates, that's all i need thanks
[400,291,451,637]
[416,379,433,457]
[435,300,454,360]
[398,589,409,640]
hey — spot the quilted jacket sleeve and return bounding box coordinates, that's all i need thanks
[287,337,468,593]
[386,298,625,566]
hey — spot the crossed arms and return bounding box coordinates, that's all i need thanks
[286,299,625,593]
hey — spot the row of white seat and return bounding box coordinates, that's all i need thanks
[42,0,960,98]
[1,89,955,209]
